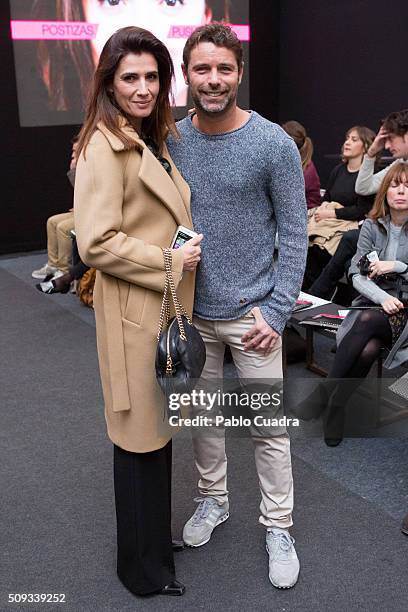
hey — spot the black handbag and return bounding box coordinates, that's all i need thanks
[155,248,206,413]
[357,253,408,303]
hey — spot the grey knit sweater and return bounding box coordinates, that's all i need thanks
[167,111,308,334]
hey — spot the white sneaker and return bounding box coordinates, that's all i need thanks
[266,528,300,589]
[31,263,57,280]
[183,497,229,547]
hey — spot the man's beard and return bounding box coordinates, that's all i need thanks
[191,87,237,115]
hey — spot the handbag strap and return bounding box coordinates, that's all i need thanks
[157,247,190,341]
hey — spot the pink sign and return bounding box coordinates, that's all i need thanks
[168,24,250,41]
[10,21,98,40]
[229,25,250,41]
[11,20,250,42]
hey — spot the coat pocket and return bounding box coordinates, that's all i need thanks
[124,284,147,326]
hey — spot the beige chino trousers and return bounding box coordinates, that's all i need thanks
[46,211,74,273]
[192,314,294,529]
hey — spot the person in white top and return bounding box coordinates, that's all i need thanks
[355,109,408,196]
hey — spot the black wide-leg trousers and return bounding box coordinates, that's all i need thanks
[113,441,175,595]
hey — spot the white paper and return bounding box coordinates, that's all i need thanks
[297,291,332,310]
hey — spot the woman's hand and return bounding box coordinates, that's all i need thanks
[180,234,203,272]
[368,260,395,278]
[314,205,337,222]
[381,296,404,315]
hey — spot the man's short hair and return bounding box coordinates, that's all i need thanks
[382,109,408,136]
[183,23,243,70]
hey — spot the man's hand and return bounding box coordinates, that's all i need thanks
[241,307,280,355]
[367,126,389,158]
[368,260,395,278]
[314,203,338,223]
[381,296,404,315]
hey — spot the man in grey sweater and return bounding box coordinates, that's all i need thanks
[356,108,408,196]
[168,24,307,589]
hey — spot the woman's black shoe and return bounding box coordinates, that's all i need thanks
[323,397,345,447]
[159,580,185,596]
[324,437,343,447]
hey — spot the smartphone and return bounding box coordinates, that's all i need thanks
[171,226,197,249]
[367,250,379,263]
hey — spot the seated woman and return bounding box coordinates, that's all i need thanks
[299,162,408,445]
[282,120,321,209]
[302,126,376,290]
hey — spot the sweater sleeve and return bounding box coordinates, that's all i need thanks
[334,193,374,221]
[348,219,375,277]
[349,219,408,301]
[259,138,308,335]
[303,161,321,209]
[322,165,338,203]
[355,156,392,195]
[352,274,393,304]
[394,261,408,276]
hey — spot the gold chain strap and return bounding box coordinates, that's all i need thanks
[157,248,191,343]
[157,272,169,340]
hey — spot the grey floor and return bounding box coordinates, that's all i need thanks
[1,252,408,612]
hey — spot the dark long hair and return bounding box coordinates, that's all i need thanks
[32,0,93,111]
[76,27,178,158]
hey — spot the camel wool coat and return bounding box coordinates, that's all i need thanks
[74,121,195,453]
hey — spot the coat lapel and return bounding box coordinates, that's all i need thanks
[138,144,191,227]
[97,121,191,227]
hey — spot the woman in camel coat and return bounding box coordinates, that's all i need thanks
[74,27,202,597]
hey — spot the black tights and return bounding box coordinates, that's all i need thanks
[330,309,392,380]
[297,310,393,440]
[322,310,393,441]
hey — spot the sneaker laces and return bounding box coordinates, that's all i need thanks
[191,497,217,525]
[268,530,295,558]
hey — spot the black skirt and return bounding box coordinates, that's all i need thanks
[113,441,175,595]
[387,309,408,346]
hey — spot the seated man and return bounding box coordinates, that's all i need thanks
[32,140,77,280]
[356,108,408,195]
